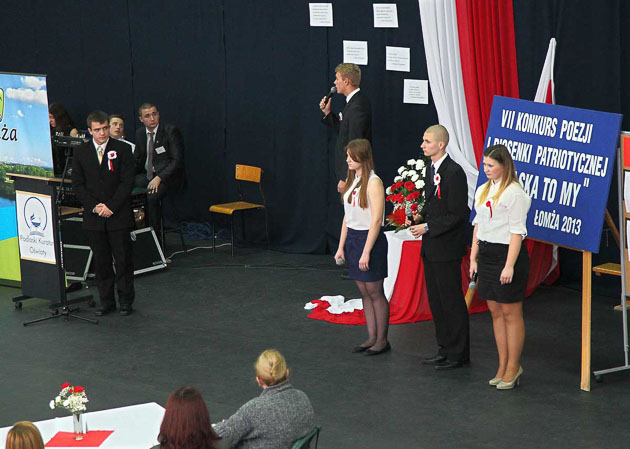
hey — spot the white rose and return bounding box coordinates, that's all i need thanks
[411,174,419,182]
[385,187,392,195]
[397,166,405,174]
[415,180,425,189]
[394,176,403,182]
[407,159,416,165]
[49,400,55,409]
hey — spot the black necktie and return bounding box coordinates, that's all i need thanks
[146,131,154,180]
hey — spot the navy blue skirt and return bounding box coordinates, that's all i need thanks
[345,228,388,282]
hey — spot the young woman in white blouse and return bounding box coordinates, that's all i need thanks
[334,139,390,356]
[469,144,531,390]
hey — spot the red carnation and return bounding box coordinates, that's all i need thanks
[404,181,415,190]
[73,386,85,393]
[406,193,415,201]
[411,203,419,211]
[61,383,71,389]
[411,191,421,199]
[395,181,403,189]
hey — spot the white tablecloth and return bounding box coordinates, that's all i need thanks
[0,402,165,449]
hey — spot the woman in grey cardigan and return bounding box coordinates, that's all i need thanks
[213,349,315,449]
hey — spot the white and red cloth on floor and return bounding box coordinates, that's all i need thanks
[306,0,559,325]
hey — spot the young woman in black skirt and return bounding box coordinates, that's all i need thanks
[469,144,531,389]
[334,139,390,356]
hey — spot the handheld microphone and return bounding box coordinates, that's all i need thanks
[324,86,337,103]
[469,272,478,289]
[336,257,345,266]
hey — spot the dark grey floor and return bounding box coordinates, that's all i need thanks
[1,237,629,448]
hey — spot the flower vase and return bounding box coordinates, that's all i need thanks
[72,413,85,440]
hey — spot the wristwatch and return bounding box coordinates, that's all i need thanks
[424,224,429,232]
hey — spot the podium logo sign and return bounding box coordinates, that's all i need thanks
[15,190,56,264]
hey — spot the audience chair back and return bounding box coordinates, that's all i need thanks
[291,426,320,449]
[209,164,270,256]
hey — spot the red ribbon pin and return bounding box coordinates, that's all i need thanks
[486,200,493,218]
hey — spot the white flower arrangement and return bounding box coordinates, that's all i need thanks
[50,383,88,415]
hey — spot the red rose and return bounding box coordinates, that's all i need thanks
[61,383,71,389]
[404,181,415,190]
[73,386,85,393]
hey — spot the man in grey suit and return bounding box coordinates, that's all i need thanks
[319,63,372,248]
[133,103,184,233]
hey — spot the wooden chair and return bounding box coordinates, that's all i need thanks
[209,164,269,256]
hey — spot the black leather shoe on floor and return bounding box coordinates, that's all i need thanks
[119,307,133,316]
[422,354,447,365]
[434,360,465,370]
[94,306,116,316]
[364,342,391,356]
[352,345,370,353]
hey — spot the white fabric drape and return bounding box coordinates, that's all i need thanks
[418,0,479,207]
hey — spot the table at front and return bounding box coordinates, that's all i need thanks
[0,402,164,449]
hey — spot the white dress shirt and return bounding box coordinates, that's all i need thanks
[472,181,531,244]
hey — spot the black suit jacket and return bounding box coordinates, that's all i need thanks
[134,122,184,188]
[419,155,470,262]
[322,90,372,181]
[72,139,135,231]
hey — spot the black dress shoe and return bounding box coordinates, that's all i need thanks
[364,342,391,356]
[94,306,116,316]
[422,354,447,365]
[352,345,371,353]
[119,306,133,316]
[434,360,465,370]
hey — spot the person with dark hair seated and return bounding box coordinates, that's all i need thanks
[213,349,315,449]
[5,421,44,449]
[49,103,79,137]
[153,386,221,449]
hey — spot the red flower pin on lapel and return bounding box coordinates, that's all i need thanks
[434,173,441,199]
[107,150,117,171]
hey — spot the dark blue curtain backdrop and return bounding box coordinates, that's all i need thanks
[1,1,628,257]
[0,0,435,254]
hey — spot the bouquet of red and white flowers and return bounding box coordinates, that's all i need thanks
[385,158,428,231]
[49,382,89,414]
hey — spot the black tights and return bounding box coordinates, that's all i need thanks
[356,279,389,350]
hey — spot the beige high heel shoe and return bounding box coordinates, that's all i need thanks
[496,366,523,390]
[488,376,503,386]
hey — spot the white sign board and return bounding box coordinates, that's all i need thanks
[309,3,333,27]
[386,46,410,72]
[343,40,368,65]
[373,4,398,28]
[15,190,56,264]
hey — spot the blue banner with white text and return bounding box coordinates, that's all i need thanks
[477,96,622,253]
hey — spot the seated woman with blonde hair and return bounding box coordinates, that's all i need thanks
[214,349,315,449]
[5,421,44,449]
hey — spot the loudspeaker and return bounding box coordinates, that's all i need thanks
[131,227,167,275]
[63,244,93,281]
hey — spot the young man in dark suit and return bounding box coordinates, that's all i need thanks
[320,63,372,249]
[72,110,136,316]
[133,103,184,233]
[410,125,471,370]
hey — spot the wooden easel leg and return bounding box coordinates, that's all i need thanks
[581,251,592,391]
